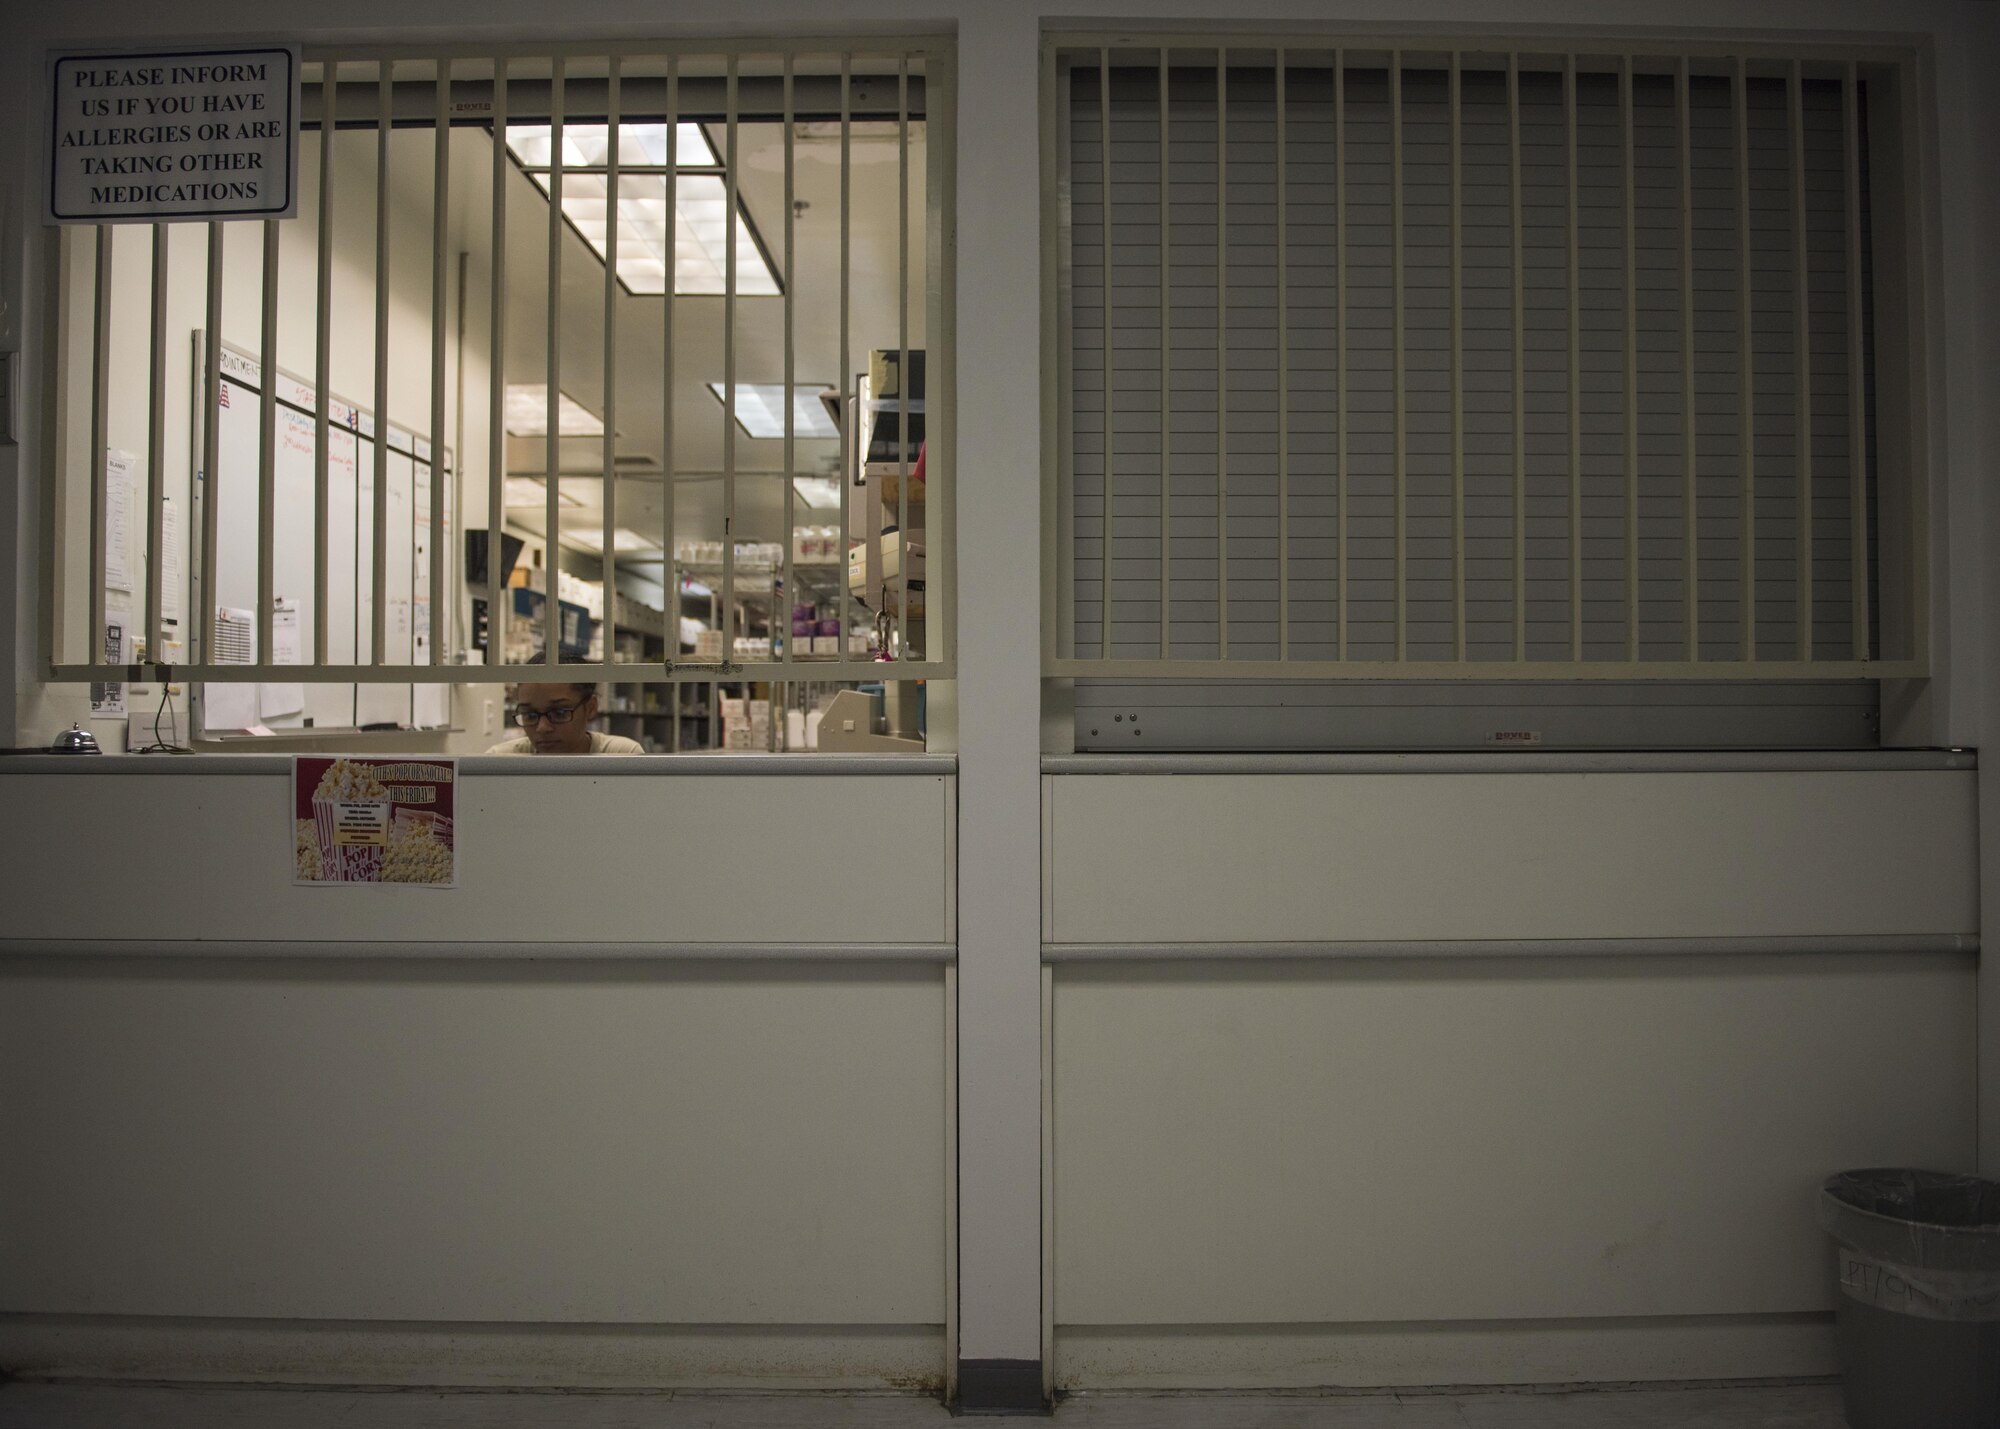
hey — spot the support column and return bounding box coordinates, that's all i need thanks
[952,7,1048,1413]
[0,41,29,748]
[1970,5,2000,1179]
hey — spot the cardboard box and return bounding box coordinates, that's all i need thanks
[848,531,925,590]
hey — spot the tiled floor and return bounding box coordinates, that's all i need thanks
[0,1381,1848,1428]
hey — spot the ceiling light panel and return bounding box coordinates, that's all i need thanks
[517,163,778,296]
[709,383,841,440]
[504,477,586,508]
[792,476,844,510]
[504,385,606,437]
[671,176,780,296]
[506,122,718,170]
[568,527,663,554]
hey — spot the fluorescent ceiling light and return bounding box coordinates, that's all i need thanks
[505,385,606,437]
[506,123,718,170]
[567,527,662,554]
[504,477,586,508]
[523,172,778,297]
[707,383,840,440]
[504,128,778,297]
[791,476,844,510]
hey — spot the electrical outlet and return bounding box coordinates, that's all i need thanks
[483,698,498,737]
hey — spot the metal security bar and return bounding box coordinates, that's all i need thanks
[44,41,954,697]
[1046,38,1921,681]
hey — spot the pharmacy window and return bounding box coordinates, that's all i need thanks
[39,44,952,754]
[1043,39,1928,751]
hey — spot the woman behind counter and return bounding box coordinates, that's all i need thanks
[486,679,646,755]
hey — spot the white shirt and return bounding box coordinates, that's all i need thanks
[485,729,647,756]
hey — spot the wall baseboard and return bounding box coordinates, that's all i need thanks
[0,1317,946,1392]
[956,1358,1048,1413]
[1054,1315,1836,1391]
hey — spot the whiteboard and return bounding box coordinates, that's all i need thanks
[199,341,451,734]
[355,440,414,728]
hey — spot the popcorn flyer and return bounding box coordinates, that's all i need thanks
[293,756,456,887]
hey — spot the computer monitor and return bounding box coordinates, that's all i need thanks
[465,530,525,589]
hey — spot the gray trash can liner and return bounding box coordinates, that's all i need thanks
[1820,1169,2000,1321]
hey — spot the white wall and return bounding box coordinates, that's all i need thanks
[1045,771,1978,945]
[0,759,956,1387]
[1045,764,1977,1385]
[0,766,953,944]
[1052,956,1972,1322]
[1,961,947,1326]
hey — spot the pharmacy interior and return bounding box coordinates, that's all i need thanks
[44,49,946,755]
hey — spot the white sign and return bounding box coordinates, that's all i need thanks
[160,496,184,625]
[48,47,300,225]
[102,449,135,592]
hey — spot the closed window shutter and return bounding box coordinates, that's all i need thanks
[1065,58,1875,670]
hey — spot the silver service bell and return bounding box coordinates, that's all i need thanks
[49,723,102,755]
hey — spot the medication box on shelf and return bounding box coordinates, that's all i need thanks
[848,531,924,590]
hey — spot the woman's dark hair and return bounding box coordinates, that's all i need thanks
[524,649,600,700]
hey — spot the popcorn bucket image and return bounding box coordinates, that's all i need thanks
[310,759,395,880]
[392,807,454,849]
[383,807,454,884]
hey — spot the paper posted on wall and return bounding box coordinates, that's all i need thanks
[259,600,304,718]
[102,450,135,593]
[90,619,126,717]
[202,606,257,731]
[160,497,183,626]
[293,756,456,887]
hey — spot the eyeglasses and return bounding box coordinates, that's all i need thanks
[513,702,586,727]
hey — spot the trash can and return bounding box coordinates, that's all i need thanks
[1819,1169,2000,1429]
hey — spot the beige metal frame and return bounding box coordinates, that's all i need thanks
[40,38,956,689]
[1039,32,1930,682]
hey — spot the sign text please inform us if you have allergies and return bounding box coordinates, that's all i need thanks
[47,47,300,224]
